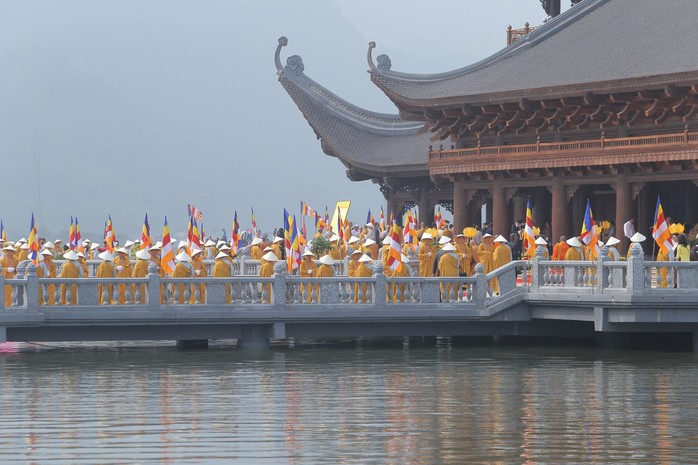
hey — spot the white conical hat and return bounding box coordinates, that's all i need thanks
[41,249,54,257]
[382,236,391,245]
[442,243,456,251]
[116,247,128,254]
[262,251,278,262]
[482,233,493,239]
[421,233,433,240]
[630,232,646,243]
[319,255,334,265]
[351,249,362,255]
[90,243,99,250]
[439,235,452,245]
[330,234,340,242]
[17,238,27,243]
[598,241,605,247]
[44,241,55,248]
[250,237,263,246]
[263,246,273,252]
[135,249,151,260]
[494,235,507,243]
[215,251,229,260]
[2,245,15,251]
[219,244,231,251]
[20,243,30,250]
[124,240,135,248]
[606,236,620,246]
[216,240,226,247]
[272,236,283,243]
[358,254,372,263]
[348,236,359,244]
[566,237,582,247]
[364,238,376,246]
[178,240,188,250]
[175,251,191,262]
[150,243,162,251]
[534,237,548,246]
[191,248,202,257]
[98,251,114,261]
[63,250,79,261]
[76,252,86,259]
[204,239,216,247]
[302,250,315,257]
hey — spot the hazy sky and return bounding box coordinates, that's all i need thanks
[0,0,567,241]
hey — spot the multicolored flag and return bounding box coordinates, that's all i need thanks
[523,199,535,252]
[580,198,600,259]
[403,210,417,251]
[187,216,201,253]
[0,220,6,242]
[160,216,175,275]
[187,204,202,222]
[231,210,240,254]
[105,215,116,252]
[324,206,330,225]
[284,209,292,259]
[74,217,83,252]
[652,196,673,254]
[251,207,258,237]
[379,207,386,232]
[141,213,152,250]
[68,216,76,250]
[301,201,317,218]
[289,215,302,272]
[386,224,403,273]
[27,213,40,264]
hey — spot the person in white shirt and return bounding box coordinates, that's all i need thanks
[623,218,635,239]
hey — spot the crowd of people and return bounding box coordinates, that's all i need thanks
[1,214,696,306]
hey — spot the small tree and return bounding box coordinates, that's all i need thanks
[310,236,331,257]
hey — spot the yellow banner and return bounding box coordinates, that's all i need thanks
[330,201,351,232]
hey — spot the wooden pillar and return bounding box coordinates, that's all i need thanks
[453,181,468,233]
[492,184,506,237]
[551,177,569,242]
[615,173,631,255]
[418,179,430,225]
[513,194,525,224]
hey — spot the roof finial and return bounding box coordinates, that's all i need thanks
[275,36,288,72]
[367,41,377,71]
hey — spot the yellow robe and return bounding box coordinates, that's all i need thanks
[354,263,372,303]
[114,255,133,304]
[16,249,29,263]
[317,264,334,277]
[59,261,81,305]
[478,242,495,274]
[259,261,274,303]
[190,257,207,304]
[492,244,512,294]
[212,258,234,304]
[418,242,436,277]
[250,245,262,260]
[131,259,149,304]
[299,258,318,303]
[43,258,58,306]
[391,261,410,303]
[271,243,283,260]
[96,261,115,305]
[456,242,473,276]
[437,253,459,300]
[380,245,393,277]
[173,261,193,304]
[347,259,359,277]
[564,247,583,261]
[329,243,342,261]
[657,248,671,288]
[1,255,18,307]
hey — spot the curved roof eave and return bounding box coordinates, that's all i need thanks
[275,37,431,179]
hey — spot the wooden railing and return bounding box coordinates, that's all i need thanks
[429,131,698,161]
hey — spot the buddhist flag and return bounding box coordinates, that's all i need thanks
[301,201,317,218]
[386,224,403,273]
[75,217,84,252]
[105,215,116,252]
[403,210,417,251]
[161,216,175,275]
[284,209,292,259]
[187,204,202,222]
[68,216,76,250]
[652,196,672,254]
[523,199,535,252]
[380,207,386,232]
[231,210,240,254]
[580,198,599,259]
[251,207,258,237]
[140,213,152,250]
[289,215,302,272]
[325,205,330,224]
[389,210,394,227]
[435,207,445,228]
[188,216,201,253]
[0,220,6,242]
[28,213,40,264]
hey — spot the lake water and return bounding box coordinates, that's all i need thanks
[1,339,697,464]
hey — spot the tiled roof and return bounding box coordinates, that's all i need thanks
[275,38,431,180]
[369,0,698,110]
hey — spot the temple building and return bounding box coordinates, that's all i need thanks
[277,0,698,252]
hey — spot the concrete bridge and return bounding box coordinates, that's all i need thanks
[1,244,697,350]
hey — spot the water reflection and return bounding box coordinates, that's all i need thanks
[0,343,697,464]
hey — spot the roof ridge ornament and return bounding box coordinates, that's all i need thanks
[367,41,392,73]
[275,36,288,73]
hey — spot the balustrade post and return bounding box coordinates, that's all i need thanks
[272,262,288,306]
[625,243,644,295]
[596,245,610,293]
[373,262,386,306]
[473,263,487,307]
[0,265,4,310]
[147,263,161,309]
[25,263,39,313]
[531,246,546,290]
[241,249,251,275]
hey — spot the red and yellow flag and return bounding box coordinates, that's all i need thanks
[386,224,403,273]
[160,216,175,275]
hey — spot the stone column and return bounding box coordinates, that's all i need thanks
[492,184,507,237]
[453,180,468,233]
[615,172,631,255]
[512,194,525,224]
[551,177,568,242]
